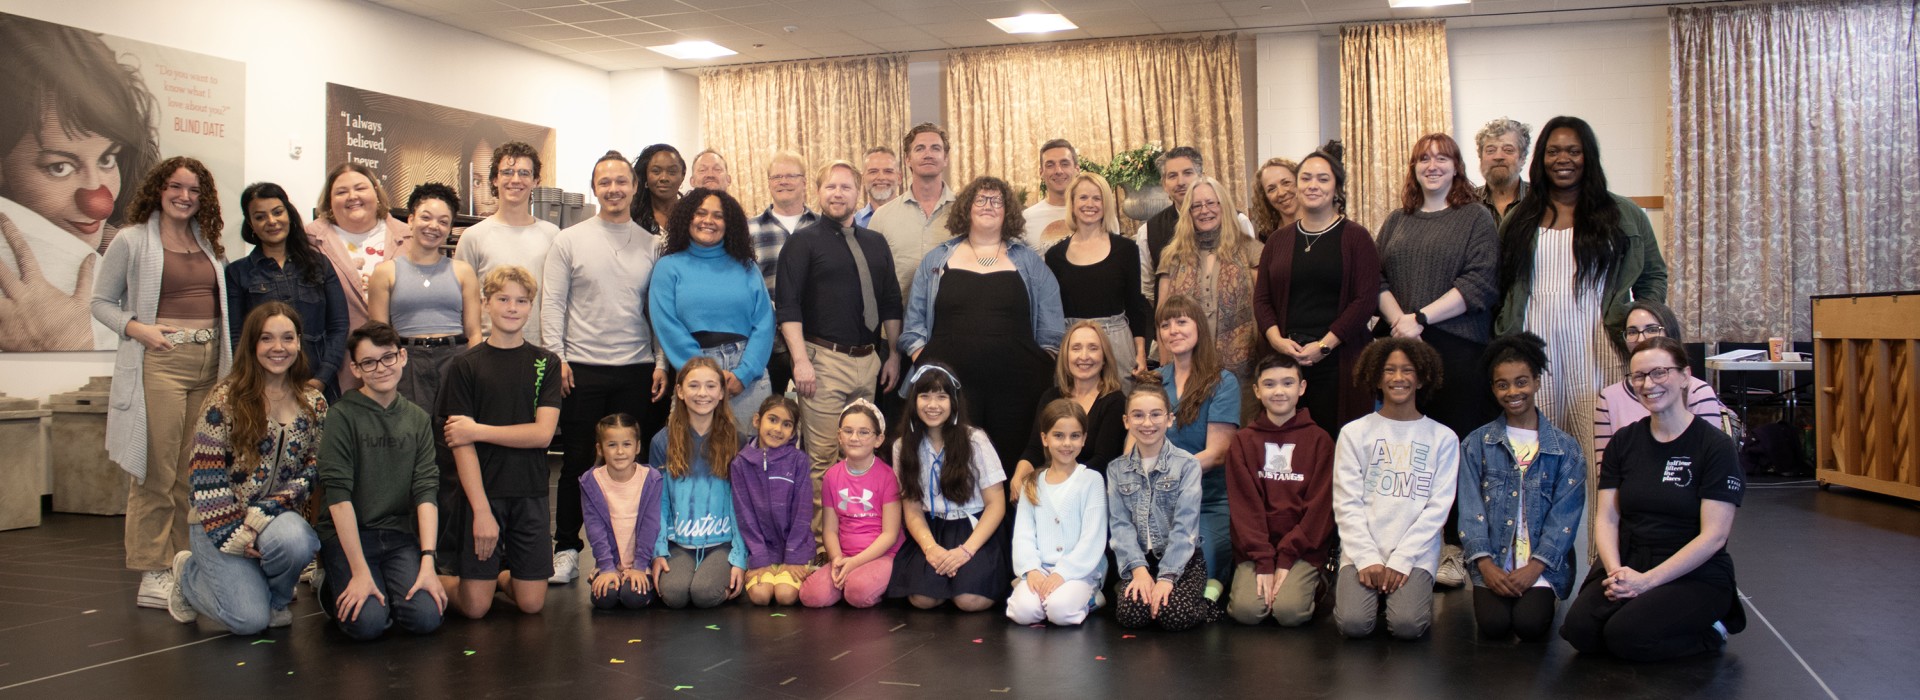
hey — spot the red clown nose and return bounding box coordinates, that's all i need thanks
[75,186,115,220]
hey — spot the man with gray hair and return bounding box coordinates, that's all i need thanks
[691,149,732,191]
[1474,117,1531,218]
[854,146,899,228]
[1133,145,1254,299]
[1023,138,1078,241]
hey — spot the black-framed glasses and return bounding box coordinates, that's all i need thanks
[1623,324,1666,341]
[1627,366,1681,386]
[352,351,402,373]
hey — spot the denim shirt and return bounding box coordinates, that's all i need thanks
[1456,409,1587,598]
[224,250,349,385]
[898,237,1064,356]
[1106,441,1203,582]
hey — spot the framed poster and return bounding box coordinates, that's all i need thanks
[324,83,556,218]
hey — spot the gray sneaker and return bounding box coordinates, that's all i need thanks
[136,569,173,609]
[1435,544,1467,588]
[167,551,198,624]
[269,607,293,628]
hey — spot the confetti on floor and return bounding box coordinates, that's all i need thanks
[770,613,787,617]
[972,638,983,644]
[705,624,721,630]
[463,650,476,656]
[252,639,275,645]
[610,659,626,664]
[990,688,1011,693]
[673,685,693,691]
[236,662,246,667]
[1096,656,1108,661]
[628,639,642,643]
[1121,634,1137,639]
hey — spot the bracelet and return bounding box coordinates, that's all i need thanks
[958,545,975,558]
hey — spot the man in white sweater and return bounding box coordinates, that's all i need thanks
[455,141,558,344]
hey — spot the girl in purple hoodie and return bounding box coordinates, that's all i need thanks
[730,396,815,606]
[580,414,664,610]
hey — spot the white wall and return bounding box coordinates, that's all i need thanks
[1254,32,1326,167]
[610,68,700,157]
[0,0,618,404]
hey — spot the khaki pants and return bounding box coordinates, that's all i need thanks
[1227,559,1323,627]
[126,342,219,571]
[799,342,880,548]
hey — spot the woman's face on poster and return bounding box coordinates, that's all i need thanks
[0,108,122,245]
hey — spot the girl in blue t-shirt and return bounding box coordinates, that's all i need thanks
[1155,294,1241,598]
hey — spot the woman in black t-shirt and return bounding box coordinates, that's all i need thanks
[1560,336,1745,661]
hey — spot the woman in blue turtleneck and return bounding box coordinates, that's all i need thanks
[648,187,775,432]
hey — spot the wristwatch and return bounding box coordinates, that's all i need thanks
[419,549,437,560]
[1413,310,1430,327]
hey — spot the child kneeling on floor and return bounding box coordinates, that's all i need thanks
[731,396,813,606]
[1108,382,1213,631]
[582,413,663,610]
[1007,399,1108,626]
[1225,353,1335,627]
[801,400,901,608]
[650,357,749,608]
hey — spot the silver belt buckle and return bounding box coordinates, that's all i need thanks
[164,328,215,345]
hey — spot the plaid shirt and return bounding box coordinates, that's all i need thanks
[749,204,817,297]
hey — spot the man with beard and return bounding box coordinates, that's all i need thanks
[540,150,663,584]
[775,160,903,546]
[854,147,898,229]
[691,149,732,192]
[750,151,818,395]
[1474,117,1532,219]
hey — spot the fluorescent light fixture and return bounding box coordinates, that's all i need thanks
[646,41,736,60]
[988,13,1078,34]
[1389,0,1470,7]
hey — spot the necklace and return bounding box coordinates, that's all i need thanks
[970,240,1001,267]
[1297,217,1342,252]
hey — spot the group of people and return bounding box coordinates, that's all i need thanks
[85,114,1744,663]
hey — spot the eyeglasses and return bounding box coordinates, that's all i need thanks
[769,173,804,182]
[352,351,402,373]
[1623,324,1666,341]
[974,196,1005,210]
[838,427,877,439]
[1627,366,1682,386]
[499,168,535,179]
[1126,409,1169,422]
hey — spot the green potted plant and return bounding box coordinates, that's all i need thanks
[1089,143,1170,221]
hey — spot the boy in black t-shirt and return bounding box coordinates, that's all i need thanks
[436,265,563,618]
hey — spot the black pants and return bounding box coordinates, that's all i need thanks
[555,362,658,553]
[1424,330,1495,545]
[1473,585,1557,642]
[1560,573,1731,661]
[766,349,793,397]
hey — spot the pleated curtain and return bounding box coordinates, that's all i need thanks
[1338,20,1452,233]
[698,55,911,212]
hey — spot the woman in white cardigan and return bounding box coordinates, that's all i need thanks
[91,156,233,610]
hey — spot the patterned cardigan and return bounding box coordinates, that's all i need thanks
[188,383,328,555]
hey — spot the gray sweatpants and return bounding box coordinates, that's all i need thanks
[1334,564,1435,640]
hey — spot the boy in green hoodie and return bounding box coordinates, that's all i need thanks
[316,321,446,640]
[1225,353,1336,627]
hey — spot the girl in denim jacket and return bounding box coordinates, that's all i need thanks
[1107,383,1212,631]
[1458,332,1586,642]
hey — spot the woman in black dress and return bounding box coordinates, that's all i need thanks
[897,175,1064,475]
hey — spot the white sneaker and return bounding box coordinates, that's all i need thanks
[1436,544,1467,588]
[269,607,293,628]
[549,549,579,584]
[136,569,173,609]
[167,551,198,624]
[300,560,318,589]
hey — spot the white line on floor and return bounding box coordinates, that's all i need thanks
[0,633,232,692]
[1740,589,1839,700]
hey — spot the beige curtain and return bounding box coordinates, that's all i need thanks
[1669,0,1920,341]
[1339,20,1452,233]
[943,35,1245,227]
[698,55,910,213]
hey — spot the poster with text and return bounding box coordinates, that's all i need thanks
[324,83,555,219]
[0,11,246,352]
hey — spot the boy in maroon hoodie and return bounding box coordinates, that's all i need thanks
[1225,353,1336,626]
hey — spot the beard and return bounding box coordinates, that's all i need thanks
[867,184,895,202]
[1482,164,1516,186]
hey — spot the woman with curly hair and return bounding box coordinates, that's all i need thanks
[899,175,1063,475]
[91,156,233,610]
[367,183,481,415]
[1331,337,1458,640]
[649,187,775,432]
[166,302,327,634]
[1247,157,1300,244]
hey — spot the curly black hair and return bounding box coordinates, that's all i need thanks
[945,175,1026,242]
[1481,331,1550,379]
[1354,336,1444,403]
[406,181,461,215]
[662,187,754,265]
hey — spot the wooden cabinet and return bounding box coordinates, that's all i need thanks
[1813,292,1920,501]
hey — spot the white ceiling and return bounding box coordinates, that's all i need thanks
[367,0,1691,71]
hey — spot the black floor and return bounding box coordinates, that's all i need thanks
[1,476,1914,699]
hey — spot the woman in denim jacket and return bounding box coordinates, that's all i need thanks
[226,183,348,399]
[1458,332,1586,642]
[898,175,1065,475]
[1107,383,1212,631]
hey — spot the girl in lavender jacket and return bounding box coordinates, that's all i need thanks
[730,396,815,606]
[581,414,664,610]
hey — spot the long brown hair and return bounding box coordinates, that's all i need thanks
[1248,157,1300,236]
[223,302,318,468]
[664,357,740,479]
[1399,133,1479,213]
[1054,320,1123,396]
[1156,294,1224,428]
[128,156,223,257]
[1024,398,1088,505]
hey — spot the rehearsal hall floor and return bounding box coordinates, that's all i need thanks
[1,467,1914,699]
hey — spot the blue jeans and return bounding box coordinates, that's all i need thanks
[179,512,320,635]
[318,528,444,640]
[702,339,772,433]
[1200,467,1230,583]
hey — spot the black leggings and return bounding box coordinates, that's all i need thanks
[1561,574,1731,662]
[1472,585,1558,642]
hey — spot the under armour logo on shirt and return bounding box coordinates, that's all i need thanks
[837,487,876,513]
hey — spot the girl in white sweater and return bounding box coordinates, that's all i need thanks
[1332,338,1460,640]
[1007,399,1109,626]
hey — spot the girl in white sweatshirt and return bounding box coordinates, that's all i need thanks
[1331,338,1460,640]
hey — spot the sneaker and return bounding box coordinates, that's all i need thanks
[1203,578,1224,602]
[311,567,329,618]
[1093,590,1107,610]
[549,549,579,584]
[167,551,198,624]
[300,560,318,589]
[269,607,293,628]
[136,569,173,609]
[1436,545,1467,588]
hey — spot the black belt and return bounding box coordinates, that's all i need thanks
[807,336,876,357]
[401,335,467,347]
[692,331,748,349]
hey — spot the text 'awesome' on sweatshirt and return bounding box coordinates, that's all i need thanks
[1332,412,1460,576]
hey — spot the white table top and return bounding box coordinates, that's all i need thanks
[1706,359,1812,371]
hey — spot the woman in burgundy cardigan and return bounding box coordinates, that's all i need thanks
[1252,142,1381,439]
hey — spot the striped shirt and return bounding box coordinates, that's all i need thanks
[1593,375,1729,463]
